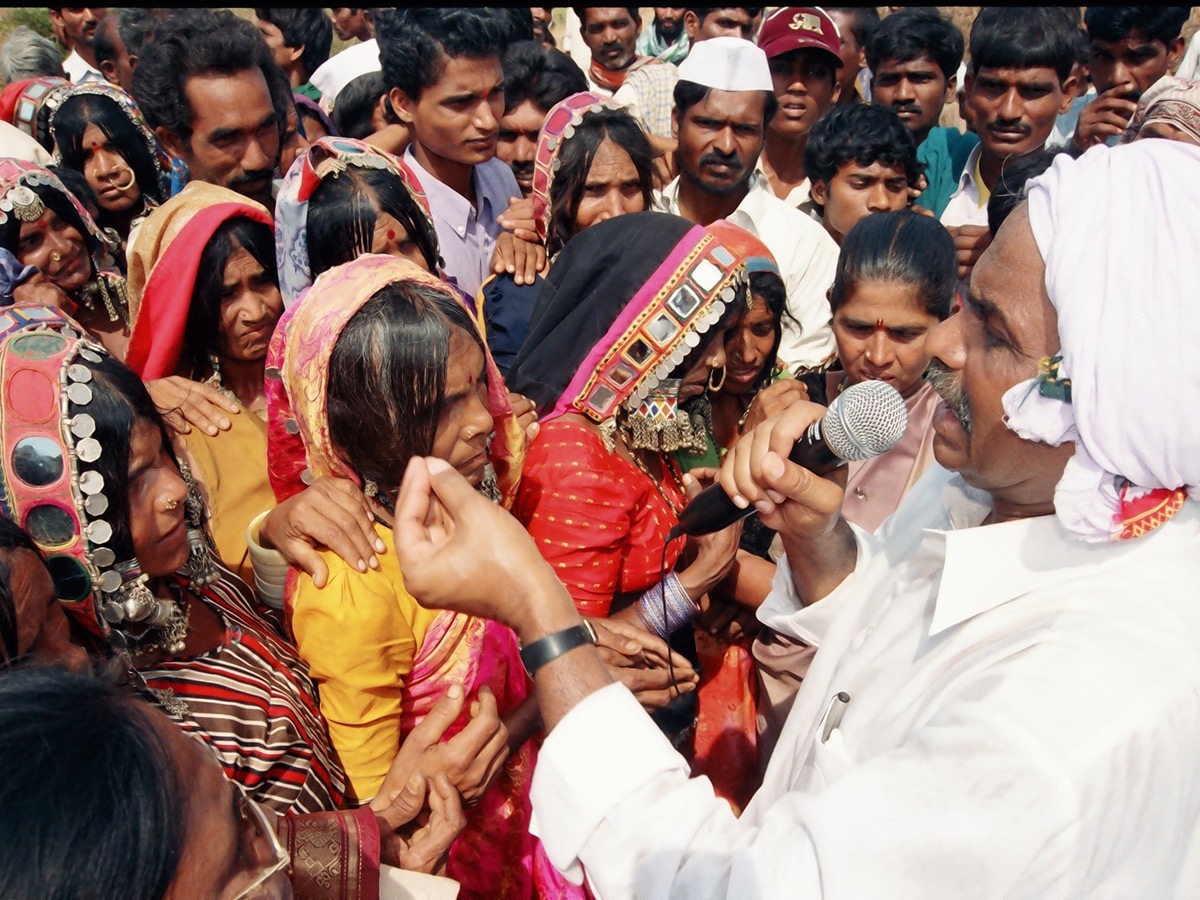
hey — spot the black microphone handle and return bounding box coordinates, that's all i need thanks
[667,419,846,539]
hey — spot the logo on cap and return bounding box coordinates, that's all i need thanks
[788,12,823,33]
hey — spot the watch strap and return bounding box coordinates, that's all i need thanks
[519,621,597,676]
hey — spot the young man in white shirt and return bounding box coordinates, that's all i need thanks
[940,7,1079,282]
[656,37,839,372]
[50,6,106,83]
[377,9,520,299]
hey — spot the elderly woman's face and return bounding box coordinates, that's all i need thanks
[126,418,191,579]
[216,244,284,364]
[430,327,493,487]
[2,546,86,670]
[724,293,779,396]
[79,121,143,213]
[17,207,90,294]
[370,211,430,272]
[572,137,646,235]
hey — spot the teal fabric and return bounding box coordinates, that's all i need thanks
[916,127,979,219]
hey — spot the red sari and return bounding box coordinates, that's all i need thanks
[515,419,758,809]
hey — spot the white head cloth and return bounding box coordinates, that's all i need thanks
[1119,75,1200,145]
[1001,140,1200,541]
[676,36,773,93]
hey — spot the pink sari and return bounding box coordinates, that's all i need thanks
[268,255,580,899]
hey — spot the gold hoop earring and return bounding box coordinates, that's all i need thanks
[707,363,726,392]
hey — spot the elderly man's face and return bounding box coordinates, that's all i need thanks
[923,205,1074,514]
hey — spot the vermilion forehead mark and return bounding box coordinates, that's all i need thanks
[387,229,396,240]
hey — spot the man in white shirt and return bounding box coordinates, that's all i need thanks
[941,8,1079,282]
[655,37,839,372]
[390,139,1200,899]
[51,6,106,83]
[377,9,520,299]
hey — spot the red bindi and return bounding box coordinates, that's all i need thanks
[875,318,885,332]
[386,229,397,241]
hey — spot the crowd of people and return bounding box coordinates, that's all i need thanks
[0,6,1197,899]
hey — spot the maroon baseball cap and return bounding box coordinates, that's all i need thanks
[757,7,844,68]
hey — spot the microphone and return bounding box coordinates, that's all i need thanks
[667,380,909,539]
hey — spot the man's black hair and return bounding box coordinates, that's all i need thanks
[685,8,764,24]
[1084,7,1190,47]
[116,8,164,57]
[376,9,512,101]
[496,7,535,44]
[803,104,924,204]
[674,79,778,128]
[503,40,588,115]
[865,8,964,80]
[93,15,119,70]
[987,149,1061,237]
[825,7,881,49]
[572,7,640,26]
[969,7,1080,83]
[331,71,387,140]
[255,8,334,81]
[131,9,276,147]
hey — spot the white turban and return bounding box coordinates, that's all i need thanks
[1001,140,1200,541]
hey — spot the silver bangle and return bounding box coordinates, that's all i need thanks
[634,572,697,638]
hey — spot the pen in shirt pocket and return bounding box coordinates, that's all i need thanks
[820,691,851,742]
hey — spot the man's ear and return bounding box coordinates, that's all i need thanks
[389,86,416,125]
[1058,72,1079,115]
[283,42,304,69]
[99,59,119,85]
[830,80,842,106]
[1168,34,1186,72]
[683,10,700,40]
[944,73,957,106]
[155,125,188,162]
[809,177,829,207]
[671,107,679,140]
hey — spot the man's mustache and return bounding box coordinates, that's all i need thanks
[925,360,971,433]
[890,101,922,116]
[230,168,275,188]
[510,159,535,177]
[699,150,743,170]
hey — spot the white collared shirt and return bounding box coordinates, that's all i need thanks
[62,49,104,84]
[530,466,1200,899]
[939,142,991,228]
[404,149,519,300]
[656,172,839,371]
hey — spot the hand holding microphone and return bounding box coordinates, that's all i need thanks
[673,381,908,540]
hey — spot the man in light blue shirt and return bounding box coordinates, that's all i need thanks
[378,9,520,298]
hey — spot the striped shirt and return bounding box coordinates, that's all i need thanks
[139,562,346,815]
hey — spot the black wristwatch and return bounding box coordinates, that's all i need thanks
[519,620,598,676]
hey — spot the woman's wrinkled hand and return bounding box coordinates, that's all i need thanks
[260,476,385,587]
[146,376,241,437]
[490,233,547,286]
[507,390,540,443]
[589,615,698,709]
[496,195,539,243]
[741,378,809,433]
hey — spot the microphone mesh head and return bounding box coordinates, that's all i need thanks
[822,380,909,461]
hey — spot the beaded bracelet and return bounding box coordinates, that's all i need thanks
[634,571,698,638]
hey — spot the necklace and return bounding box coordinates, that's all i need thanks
[620,421,687,516]
[204,354,240,405]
